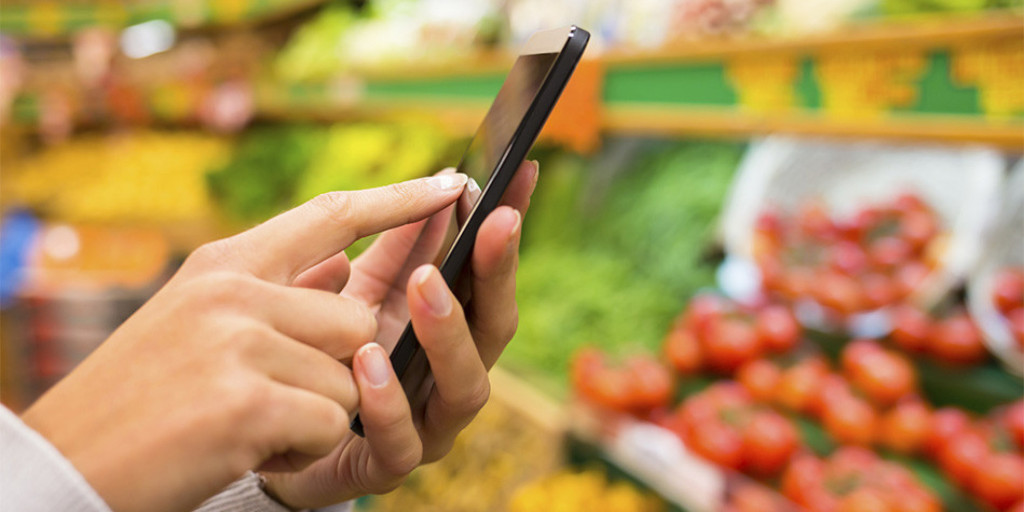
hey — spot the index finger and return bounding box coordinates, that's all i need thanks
[231,174,468,283]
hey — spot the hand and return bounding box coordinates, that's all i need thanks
[20,174,470,512]
[263,160,539,509]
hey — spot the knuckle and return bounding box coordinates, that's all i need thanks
[387,181,420,208]
[379,446,422,479]
[221,377,267,425]
[499,308,519,343]
[462,379,491,413]
[191,271,255,310]
[309,191,353,226]
[186,240,236,270]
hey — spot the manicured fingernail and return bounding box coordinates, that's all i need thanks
[467,177,482,203]
[427,173,468,190]
[359,343,391,388]
[416,266,452,317]
[530,160,540,185]
[505,209,522,240]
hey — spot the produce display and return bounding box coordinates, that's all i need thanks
[569,181,1023,511]
[206,121,454,224]
[508,469,665,512]
[508,141,743,394]
[3,131,230,224]
[753,192,942,316]
[358,380,563,512]
[992,268,1024,347]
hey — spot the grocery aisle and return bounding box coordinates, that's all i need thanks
[1,1,1023,511]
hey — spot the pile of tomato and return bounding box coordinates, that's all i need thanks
[753,193,940,315]
[570,192,1024,512]
[992,268,1024,348]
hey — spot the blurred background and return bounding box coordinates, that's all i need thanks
[1,1,1023,511]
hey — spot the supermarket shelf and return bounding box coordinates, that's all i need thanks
[603,105,1024,148]
[0,0,324,38]
[256,13,1024,148]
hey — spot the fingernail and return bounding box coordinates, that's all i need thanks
[529,160,540,191]
[359,343,391,388]
[467,177,482,203]
[505,208,522,240]
[416,266,452,317]
[427,173,468,190]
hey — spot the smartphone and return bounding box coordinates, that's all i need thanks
[350,26,589,436]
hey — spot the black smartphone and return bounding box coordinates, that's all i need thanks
[351,26,589,436]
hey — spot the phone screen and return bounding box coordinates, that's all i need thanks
[455,51,559,205]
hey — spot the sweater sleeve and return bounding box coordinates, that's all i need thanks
[0,405,112,512]
[193,472,352,512]
[1,405,352,512]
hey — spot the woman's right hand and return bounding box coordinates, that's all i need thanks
[20,174,469,512]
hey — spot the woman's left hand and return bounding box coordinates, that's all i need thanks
[263,160,538,509]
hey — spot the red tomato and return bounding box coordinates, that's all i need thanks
[894,261,930,298]
[830,241,871,276]
[570,349,605,398]
[799,201,837,241]
[900,209,939,249]
[625,356,674,411]
[823,395,878,446]
[890,304,932,353]
[730,483,785,512]
[871,236,913,269]
[702,317,762,374]
[1005,401,1024,451]
[782,455,827,508]
[993,269,1024,315]
[755,305,801,353]
[742,411,800,476]
[972,453,1024,511]
[778,268,816,301]
[776,358,830,414]
[1010,501,1024,512]
[664,327,702,375]
[679,394,717,436]
[705,381,754,411]
[737,359,782,403]
[841,339,885,377]
[587,369,633,412]
[811,374,854,419]
[879,400,931,455]
[684,295,727,336]
[938,430,990,488]
[815,270,867,314]
[838,488,891,512]
[923,408,972,459]
[890,489,942,512]
[863,273,900,309]
[688,420,744,470]
[848,348,917,408]
[893,193,929,215]
[930,313,987,366]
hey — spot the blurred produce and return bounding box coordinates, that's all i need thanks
[359,371,564,512]
[782,447,942,512]
[882,0,1022,16]
[508,469,665,512]
[3,131,229,225]
[206,124,325,222]
[295,120,453,203]
[207,120,453,222]
[509,141,742,394]
[753,192,943,316]
[273,3,360,83]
